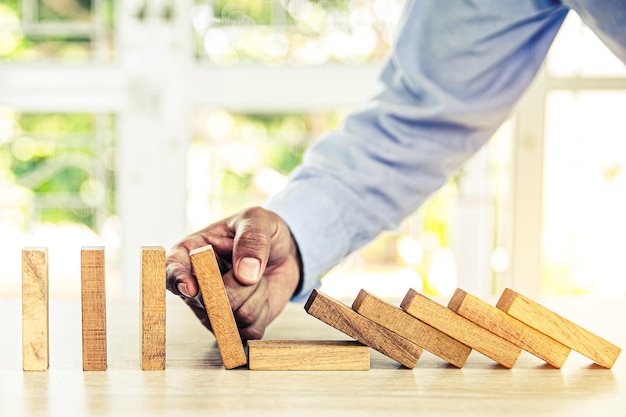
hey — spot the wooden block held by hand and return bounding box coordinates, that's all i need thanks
[448,288,571,368]
[304,290,422,369]
[353,290,471,368]
[22,247,49,371]
[81,246,107,371]
[248,340,370,370]
[401,289,521,368]
[190,244,247,369]
[497,288,621,368]
[141,246,166,371]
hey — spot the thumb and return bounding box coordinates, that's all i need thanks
[229,207,275,285]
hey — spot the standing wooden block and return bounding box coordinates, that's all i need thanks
[22,247,49,371]
[401,289,521,368]
[141,246,166,371]
[496,288,621,368]
[81,246,107,371]
[352,290,471,368]
[448,289,571,368]
[189,245,247,369]
[304,290,422,369]
[248,340,370,371]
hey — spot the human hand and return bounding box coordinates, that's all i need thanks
[166,207,302,341]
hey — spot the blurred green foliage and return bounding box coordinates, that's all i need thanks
[0,0,113,61]
[0,112,115,230]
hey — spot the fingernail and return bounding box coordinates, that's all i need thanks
[177,282,191,297]
[238,257,261,283]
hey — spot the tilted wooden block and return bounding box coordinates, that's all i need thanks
[304,289,423,369]
[448,288,571,368]
[248,340,370,371]
[81,246,107,371]
[352,290,471,368]
[141,246,166,371]
[22,247,49,371]
[190,244,247,369]
[497,288,621,369]
[401,289,521,368]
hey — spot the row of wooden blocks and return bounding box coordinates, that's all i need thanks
[21,244,621,371]
[22,245,168,371]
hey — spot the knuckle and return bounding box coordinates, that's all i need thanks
[235,304,258,327]
[236,229,271,251]
[241,325,265,341]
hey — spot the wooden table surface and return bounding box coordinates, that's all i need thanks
[0,294,624,417]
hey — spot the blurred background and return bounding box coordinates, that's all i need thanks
[0,0,625,301]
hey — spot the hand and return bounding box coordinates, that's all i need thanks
[166,207,302,341]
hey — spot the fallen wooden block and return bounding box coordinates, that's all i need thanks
[81,246,107,371]
[304,289,422,369]
[497,288,621,369]
[449,288,571,368]
[22,247,49,371]
[190,244,247,369]
[248,340,370,371]
[352,289,471,368]
[140,246,166,371]
[401,289,521,368]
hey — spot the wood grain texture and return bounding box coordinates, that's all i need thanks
[304,289,422,369]
[81,246,107,371]
[189,244,247,369]
[352,290,471,368]
[248,340,370,370]
[401,289,521,368]
[448,289,571,368]
[22,247,49,371]
[496,288,621,368]
[141,246,166,371]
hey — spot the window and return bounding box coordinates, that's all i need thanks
[2,3,624,300]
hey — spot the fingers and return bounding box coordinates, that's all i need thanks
[223,269,270,340]
[166,246,200,298]
[227,207,277,286]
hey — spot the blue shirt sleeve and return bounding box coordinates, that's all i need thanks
[264,0,626,300]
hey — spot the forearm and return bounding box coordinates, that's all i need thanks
[266,0,570,297]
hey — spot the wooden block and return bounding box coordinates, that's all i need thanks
[448,288,571,368]
[189,244,247,369]
[497,288,621,368]
[22,247,49,371]
[81,246,107,371]
[400,289,521,368]
[141,246,166,371]
[352,290,471,368]
[248,340,370,371]
[304,289,422,369]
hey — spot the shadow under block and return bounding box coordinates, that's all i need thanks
[141,247,166,371]
[496,288,622,369]
[189,245,247,369]
[248,340,370,371]
[304,290,423,369]
[352,290,471,368]
[22,247,49,371]
[401,289,521,368]
[81,247,107,371]
[448,289,571,368]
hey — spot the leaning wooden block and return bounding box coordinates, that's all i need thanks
[497,288,621,369]
[22,247,49,371]
[304,290,422,369]
[190,245,247,369]
[401,289,521,368]
[141,246,166,371]
[248,340,370,371]
[352,290,471,368]
[448,288,571,368]
[81,246,107,371]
